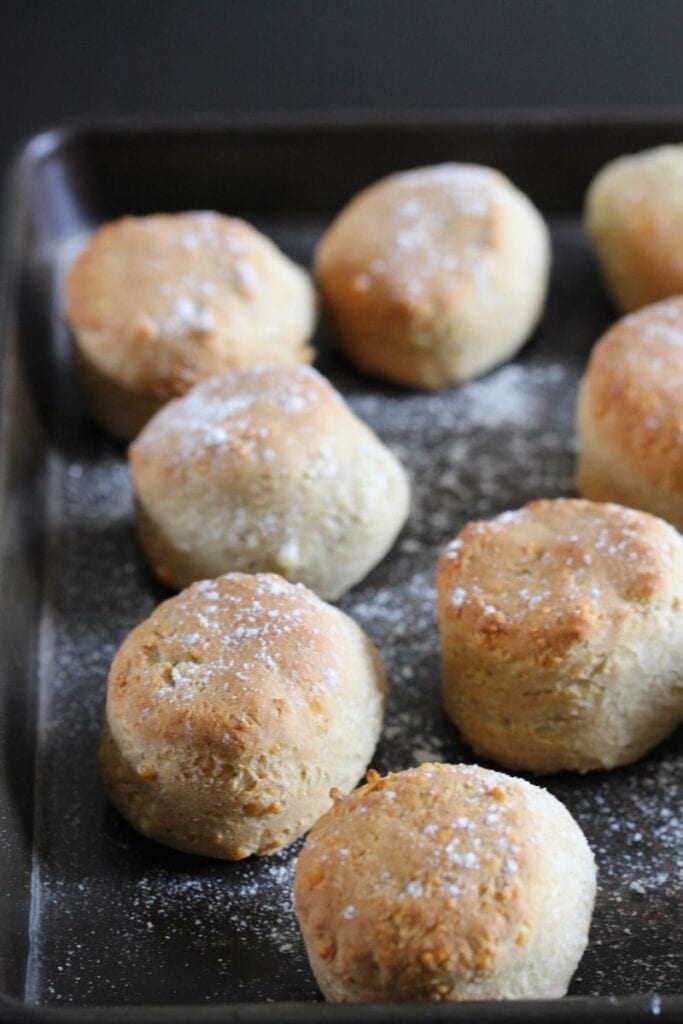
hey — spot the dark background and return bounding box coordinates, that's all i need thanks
[3,0,683,176]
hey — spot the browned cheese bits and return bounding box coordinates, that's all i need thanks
[294,763,596,1001]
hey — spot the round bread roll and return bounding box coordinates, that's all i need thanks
[585,144,683,312]
[65,212,316,440]
[437,498,683,774]
[128,364,410,598]
[315,163,550,389]
[100,572,386,859]
[576,297,683,531]
[294,762,596,1002]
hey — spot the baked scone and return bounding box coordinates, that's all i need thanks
[315,163,550,389]
[585,144,683,312]
[294,763,596,1002]
[576,297,683,530]
[437,498,683,774]
[128,364,410,598]
[65,212,316,440]
[100,572,386,859]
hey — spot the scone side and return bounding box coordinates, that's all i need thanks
[74,341,169,442]
[585,145,683,312]
[576,377,683,531]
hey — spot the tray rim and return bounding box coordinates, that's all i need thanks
[9,104,683,173]
[0,991,678,1024]
[1,111,683,1023]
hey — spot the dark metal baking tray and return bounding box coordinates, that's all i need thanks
[1,113,682,1023]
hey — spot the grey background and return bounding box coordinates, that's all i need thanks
[3,0,683,173]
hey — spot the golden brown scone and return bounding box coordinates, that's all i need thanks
[437,499,683,774]
[100,572,386,859]
[585,144,683,312]
[128,365,410,598]
[294,763,596,1002]
[576,298,683,530]
[65,212,316,440]
[315,163,550,389]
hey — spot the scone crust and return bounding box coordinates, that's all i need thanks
[585,144,683,312]
[437,499,683,773]
[128,365,410,598]
[576,298,683,527]
[100,572,387,859]
[315,163,550,389]
[294,763,595,1002]
[66,212,316,439]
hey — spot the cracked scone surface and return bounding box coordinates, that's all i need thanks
[100,572,387,859]
[315,163,550,389]
[128,364,410,598]
[576,297,683,531]
[66,211,316,440]
[294,763,596,1002]
[437,498,683,773]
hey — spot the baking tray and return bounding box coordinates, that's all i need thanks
[0,113,682,1024]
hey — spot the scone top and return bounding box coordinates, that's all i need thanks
[66,211,315,395]
[315,162,549,390]
[106,571,363,755]
[129,363,349,475]
[316,164,508,312]
[580,297,683,490]
[437,498,682,661]
[128,364,410,598]
[296,763,542,956]
[295,762,594,1001]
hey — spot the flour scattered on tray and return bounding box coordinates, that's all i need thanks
[29,222,683,1005]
